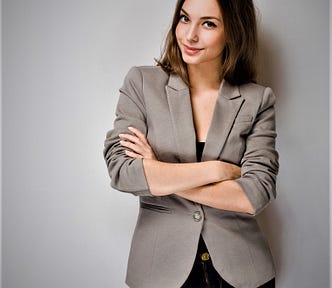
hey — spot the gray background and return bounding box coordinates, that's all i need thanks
[2,0,330,288]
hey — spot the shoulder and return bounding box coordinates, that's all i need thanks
[239,82,276,107]
[124,66,170,86]
[120,66,172,104]
[239,82,274,98]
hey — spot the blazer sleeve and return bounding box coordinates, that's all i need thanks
[103,67,152,196]
[235,87,279,215]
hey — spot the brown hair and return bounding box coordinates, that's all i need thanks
[156,0,258,86]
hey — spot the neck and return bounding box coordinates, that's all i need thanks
[188,62,222,92]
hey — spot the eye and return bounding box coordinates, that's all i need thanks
[179,14,190,23]
[203,21,217,28]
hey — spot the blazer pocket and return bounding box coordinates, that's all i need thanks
[232,115,253,137]
[234,115,253,124]
[140,202,172,214]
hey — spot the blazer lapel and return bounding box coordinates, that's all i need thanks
[202,80,244,162]
[166,74,197,163]
[165,75,244,163]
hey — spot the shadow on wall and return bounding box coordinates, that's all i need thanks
[257,204,284,279]
[256,27,285,279]
[257,28,285,88]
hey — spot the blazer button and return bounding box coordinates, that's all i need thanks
[193,211,202,222]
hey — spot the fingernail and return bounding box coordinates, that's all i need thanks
[128,126,134,130]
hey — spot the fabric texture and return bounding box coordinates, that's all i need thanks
[103,66,279,288]
[182,236,275,287]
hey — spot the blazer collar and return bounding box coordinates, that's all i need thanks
[167,73,188,91]
[167,73,241,99]
[166,73,244,163]
[218,79,241,100]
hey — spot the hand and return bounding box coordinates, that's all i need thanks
[119,127,157,160]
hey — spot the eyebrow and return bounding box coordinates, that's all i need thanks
[181,8,222,22]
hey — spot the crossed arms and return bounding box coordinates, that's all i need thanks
[119,127,254,215]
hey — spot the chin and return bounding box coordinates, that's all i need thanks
[182,56,202,65]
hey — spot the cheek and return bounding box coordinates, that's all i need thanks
[209,34,225,53]
[175,25,182,42]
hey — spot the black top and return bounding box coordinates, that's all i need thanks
[195,141,209,255]
[196,141,205,163]
[185,141,221,285]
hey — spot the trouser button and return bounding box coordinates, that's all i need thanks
[200,252,210,261]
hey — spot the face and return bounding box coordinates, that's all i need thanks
[175,0,225,69]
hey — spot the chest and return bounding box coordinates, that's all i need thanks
[190,90,219,142]
[143,86,255,165]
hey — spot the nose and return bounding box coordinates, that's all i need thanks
[186,24,199,43]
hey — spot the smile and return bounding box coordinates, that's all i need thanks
[183,44,203,56]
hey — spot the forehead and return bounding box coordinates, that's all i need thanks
[181,0,222,18]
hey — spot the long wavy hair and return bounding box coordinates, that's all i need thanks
[156,0,258,86]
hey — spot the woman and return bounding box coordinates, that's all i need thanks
[103,0,279,287]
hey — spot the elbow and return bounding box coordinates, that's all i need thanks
[247,191,276,216]
[104,134,152,196]
[246,203,255,216]
[235,174,277,217]
[109,179,150,197]
[240,195,258,216]
[106,157,153,197]
[249,198,274,216]
[149,188,170,197]
[246,200,271,216]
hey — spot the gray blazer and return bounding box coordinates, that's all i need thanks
[104,66,279,288]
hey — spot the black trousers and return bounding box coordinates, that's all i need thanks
[181,236,275,288]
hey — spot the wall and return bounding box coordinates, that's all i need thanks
[2,0,329,287]
[0,0,2,286]
[331,0,332,285]
[255,1,329,287]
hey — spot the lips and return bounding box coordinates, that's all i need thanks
[183,44,202,56]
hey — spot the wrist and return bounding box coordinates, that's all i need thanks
[218,161,228,181]
[210,161,225,182]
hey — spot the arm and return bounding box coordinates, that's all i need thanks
[176,88,279,216]
[103,67,239,197]
[233,87,279,215]
[103,67,152,196]
[120,127,241,196]
[120,128,251,213]
[121,87,278,216]
[142,159,239,196]
[176,181,254,214]
[120,128,250,213]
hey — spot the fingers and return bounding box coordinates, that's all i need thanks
[118,127,157,160]
[119,127,147,145]
[128,127,148,144]
[119,140,139,151]
[124,150,143,159]
[119,134,146,155]
[119,133,141,145]
[119,127,148,146]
